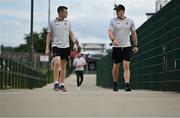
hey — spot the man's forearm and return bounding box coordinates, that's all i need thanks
[108,30,115,42]
[70,31,77,43]
[46,34,51,50]
[132,32,138,46]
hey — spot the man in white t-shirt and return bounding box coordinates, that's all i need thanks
[108,4,138,92]
[73,52,86,90]
[45,6,78,92]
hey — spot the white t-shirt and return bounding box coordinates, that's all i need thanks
[109,17,135,47]
[48,18,73,48]
[73,57,86,71]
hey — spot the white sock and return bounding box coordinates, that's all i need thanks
[54,81,58,84]
[60,83,65,86]
[125,80,130,83]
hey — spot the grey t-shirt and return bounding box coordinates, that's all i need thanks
[73,57,86,71]
[48,18,73,48]
[109,17,135,47]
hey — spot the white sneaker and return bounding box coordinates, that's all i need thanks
[77,87,80,90]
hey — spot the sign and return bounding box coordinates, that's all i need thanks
[40,55,49,62]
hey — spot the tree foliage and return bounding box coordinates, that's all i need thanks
[15,28,47,53]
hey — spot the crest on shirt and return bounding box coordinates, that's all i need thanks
[64,21,67,25]
[126,22,129,25]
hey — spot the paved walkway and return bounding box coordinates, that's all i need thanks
[0,74,180,118]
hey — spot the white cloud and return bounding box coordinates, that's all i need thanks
[0,9,30,20]
[0,18,28,46]
[0,0,23,3]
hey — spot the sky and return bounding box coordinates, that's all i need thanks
[0,0,157,48]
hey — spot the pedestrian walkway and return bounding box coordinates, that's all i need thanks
[0,74,180,118]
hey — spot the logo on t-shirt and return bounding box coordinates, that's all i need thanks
[64,21,67,25]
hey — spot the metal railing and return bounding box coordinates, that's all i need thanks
[0,56,47,89]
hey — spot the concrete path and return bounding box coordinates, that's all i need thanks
[0,74,180,118]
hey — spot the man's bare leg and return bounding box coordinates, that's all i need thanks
[59,60,67,91]
[112,63,119,91]
[123,60,131,91]
[53,56,61,91]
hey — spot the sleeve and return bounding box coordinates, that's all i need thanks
[130,19,136,32]
[69,20,73,32]
[83,58,86,65]
[47,21,53,33]
[108,20,114,31]
[73,58,76,66]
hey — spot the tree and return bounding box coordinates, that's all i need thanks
[15,44,28,52]
[35,28,47,53]
[15,28,47,53]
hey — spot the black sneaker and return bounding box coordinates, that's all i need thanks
[125,83,131,92]
[58,85,67,92]
[113,82,118,92]
[125,87,131,92]
[53,83,59,91]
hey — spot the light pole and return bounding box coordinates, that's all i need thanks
[30,0,34,68]
[47,0,51,82]
[114,0,117,18]
[48,0,50,24]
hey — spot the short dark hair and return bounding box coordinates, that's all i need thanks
[57,6,68,13]
[114,4,125,11]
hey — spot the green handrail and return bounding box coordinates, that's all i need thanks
[0,56,47,89]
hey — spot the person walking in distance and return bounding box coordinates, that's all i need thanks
[108,4,138,92]
[45,6,78,92]
[73,52,86,90]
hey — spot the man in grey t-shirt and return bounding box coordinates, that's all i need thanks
[108,4,138,92]
[45,6,78,92]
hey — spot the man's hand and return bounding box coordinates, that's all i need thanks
[73,44,78,52]
[112,39,120,46]
[132,47,139,54]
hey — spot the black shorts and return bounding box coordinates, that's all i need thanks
[52,47,70,61]
[112,47,133,64]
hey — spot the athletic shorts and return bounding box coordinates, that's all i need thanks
[112,47,133,64]
[52,47,70,61]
